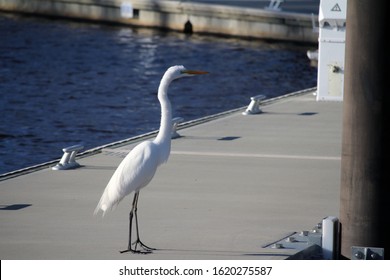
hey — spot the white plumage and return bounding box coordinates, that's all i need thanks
[94,141,158,214]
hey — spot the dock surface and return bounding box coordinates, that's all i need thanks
[0,90,342,259]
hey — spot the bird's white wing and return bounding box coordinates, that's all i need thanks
[94,141,158,216]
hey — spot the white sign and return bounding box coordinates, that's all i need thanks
[121,2,134,18]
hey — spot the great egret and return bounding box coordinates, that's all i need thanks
[94,65,208,254]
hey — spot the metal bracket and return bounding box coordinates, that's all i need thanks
[265,224,322,251]
[52,144,84,170]
[242,95,266,115]
[352,246,384,260]
[265,217,341,259]
[171,117,184,139]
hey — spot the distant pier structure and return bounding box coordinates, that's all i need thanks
[0,0,318,43]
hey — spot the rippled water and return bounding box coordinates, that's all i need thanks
[0,13,317,174]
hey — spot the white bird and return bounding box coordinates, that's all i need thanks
[94,65,208,254]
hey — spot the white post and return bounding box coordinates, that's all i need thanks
[322,216,340,259]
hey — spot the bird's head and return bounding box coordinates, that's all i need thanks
[165,65,208,81]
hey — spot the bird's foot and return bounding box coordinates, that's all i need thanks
[120,240,155,254]
[134,239,155,252]
[119,247,152,254]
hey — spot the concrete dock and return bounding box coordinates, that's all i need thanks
[0,0,319,42]
[0,90,342,259]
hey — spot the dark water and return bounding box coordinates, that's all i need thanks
[0,13,317,174]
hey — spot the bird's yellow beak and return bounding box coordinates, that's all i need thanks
[181,70,209,75]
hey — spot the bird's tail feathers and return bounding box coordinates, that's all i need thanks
[93,203,106,217]
[94,185,125,217]
[94,194,112,217]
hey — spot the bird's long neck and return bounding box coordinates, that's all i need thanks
[153,75,172,162]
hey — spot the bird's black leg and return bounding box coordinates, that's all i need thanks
[133,192,155,252]
[120,191,153,254]
[120,192,150,254]
[119,193,137,253]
